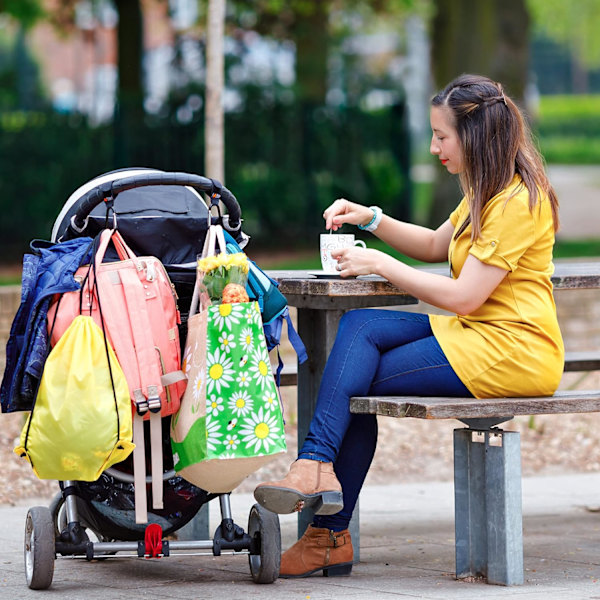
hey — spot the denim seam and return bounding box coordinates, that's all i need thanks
[373,361,452,386]
[298,452,330,462]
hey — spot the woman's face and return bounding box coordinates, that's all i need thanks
[430,106,464,175]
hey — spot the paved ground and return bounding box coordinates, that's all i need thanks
[2,473,600,598]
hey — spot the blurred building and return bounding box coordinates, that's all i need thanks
[20,2,600,147]
[29,0,179,124]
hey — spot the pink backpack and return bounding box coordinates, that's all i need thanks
[48,229,187,522]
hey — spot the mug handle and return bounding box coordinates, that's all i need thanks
[354,240,367,248]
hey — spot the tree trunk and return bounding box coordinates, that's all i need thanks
[113,0,144,166]
[294,2,329,106]
[205,0,225,183]
[292,2,330,233]
[428,0,530,228]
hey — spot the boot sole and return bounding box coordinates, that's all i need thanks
[279,561,353,578]
[254,486,343,515]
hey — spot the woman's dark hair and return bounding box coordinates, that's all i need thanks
[431,73,559,239]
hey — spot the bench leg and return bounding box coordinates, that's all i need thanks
[453,428,523,585]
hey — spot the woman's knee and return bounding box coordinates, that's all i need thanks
[338,309,369,328]
[336,309,372,341]
[337,309,429,346]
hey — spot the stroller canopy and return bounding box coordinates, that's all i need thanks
[51,168,244,267]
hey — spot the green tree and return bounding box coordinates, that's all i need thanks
[113,0,144,165]
[228,0,422,105]
[0,0,145,157]
[527,0,600,93]
[0,0,44,27]
[225,1,418,225]
[527,0,600,69]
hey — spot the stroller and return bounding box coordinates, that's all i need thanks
[22,169,282,589]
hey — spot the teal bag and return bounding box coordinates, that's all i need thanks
[223,231,307,375]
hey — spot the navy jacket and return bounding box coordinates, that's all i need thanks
[1,237,93,413]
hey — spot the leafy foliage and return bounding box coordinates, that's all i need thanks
[0,99,410,260]
[534,95,600,163]
[0,0,45,28]
[527,0,600,68]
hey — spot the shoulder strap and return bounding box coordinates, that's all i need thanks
[283,308,308,364]
[110,265,165,517]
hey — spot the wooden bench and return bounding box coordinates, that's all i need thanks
[563,350,600,372]
[349,389,600,586]
[279,351,600,387]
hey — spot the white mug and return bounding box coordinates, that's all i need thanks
[320,233,366,273]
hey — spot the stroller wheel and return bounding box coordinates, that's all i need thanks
[24,506,55,590]
[247,503,281,584]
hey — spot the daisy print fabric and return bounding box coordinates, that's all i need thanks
[170,300,287,492]
[204,301,285,461]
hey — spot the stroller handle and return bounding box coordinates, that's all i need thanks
[71,171,242,232]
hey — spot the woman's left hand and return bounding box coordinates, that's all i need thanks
[331,247,389,277]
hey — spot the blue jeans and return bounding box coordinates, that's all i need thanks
[298,309,472,531]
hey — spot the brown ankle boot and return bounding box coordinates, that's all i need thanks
[279,525,353,578]
[254,459,343,515]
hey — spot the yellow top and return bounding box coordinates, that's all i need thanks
[429,175,564,398]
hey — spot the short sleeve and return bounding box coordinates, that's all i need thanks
[469,194,535,272]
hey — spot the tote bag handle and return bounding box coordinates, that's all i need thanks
[190,224,227,315]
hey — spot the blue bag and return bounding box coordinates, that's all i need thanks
[223,232,307,380]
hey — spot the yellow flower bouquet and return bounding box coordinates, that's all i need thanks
[197,252,249,303]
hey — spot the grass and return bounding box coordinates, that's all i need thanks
[537,95,600,124]
[535,95,600,163]
[0,273,21,286]
[554,239,600,259]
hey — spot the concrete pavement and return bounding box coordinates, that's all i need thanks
[2,472,600,598]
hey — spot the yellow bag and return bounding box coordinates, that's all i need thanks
[14,315,135,481]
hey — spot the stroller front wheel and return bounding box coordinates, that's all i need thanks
[24,506,55,590]
[247,503,281,584]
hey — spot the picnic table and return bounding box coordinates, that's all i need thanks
[268,259,600,581]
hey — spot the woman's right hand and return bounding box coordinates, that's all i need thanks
[323,198,373,231]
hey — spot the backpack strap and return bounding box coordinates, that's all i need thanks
[86,235,151,522]
[118,267,164,411]
[133,412,148,524]
[150,412,163,510]
[263,307,307,360]
[117,267,165,513]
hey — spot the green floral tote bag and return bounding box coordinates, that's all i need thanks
[171,301,287,493]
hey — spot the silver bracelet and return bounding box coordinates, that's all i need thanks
[358,206,383,232]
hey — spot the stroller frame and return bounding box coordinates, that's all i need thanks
[25,479,280,589]
[22,169,282,590]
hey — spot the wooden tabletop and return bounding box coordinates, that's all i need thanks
[265,271,418,309]
[267,260,600,308]
[551,260,600,289]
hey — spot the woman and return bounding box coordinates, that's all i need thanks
[254,74,564,578]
